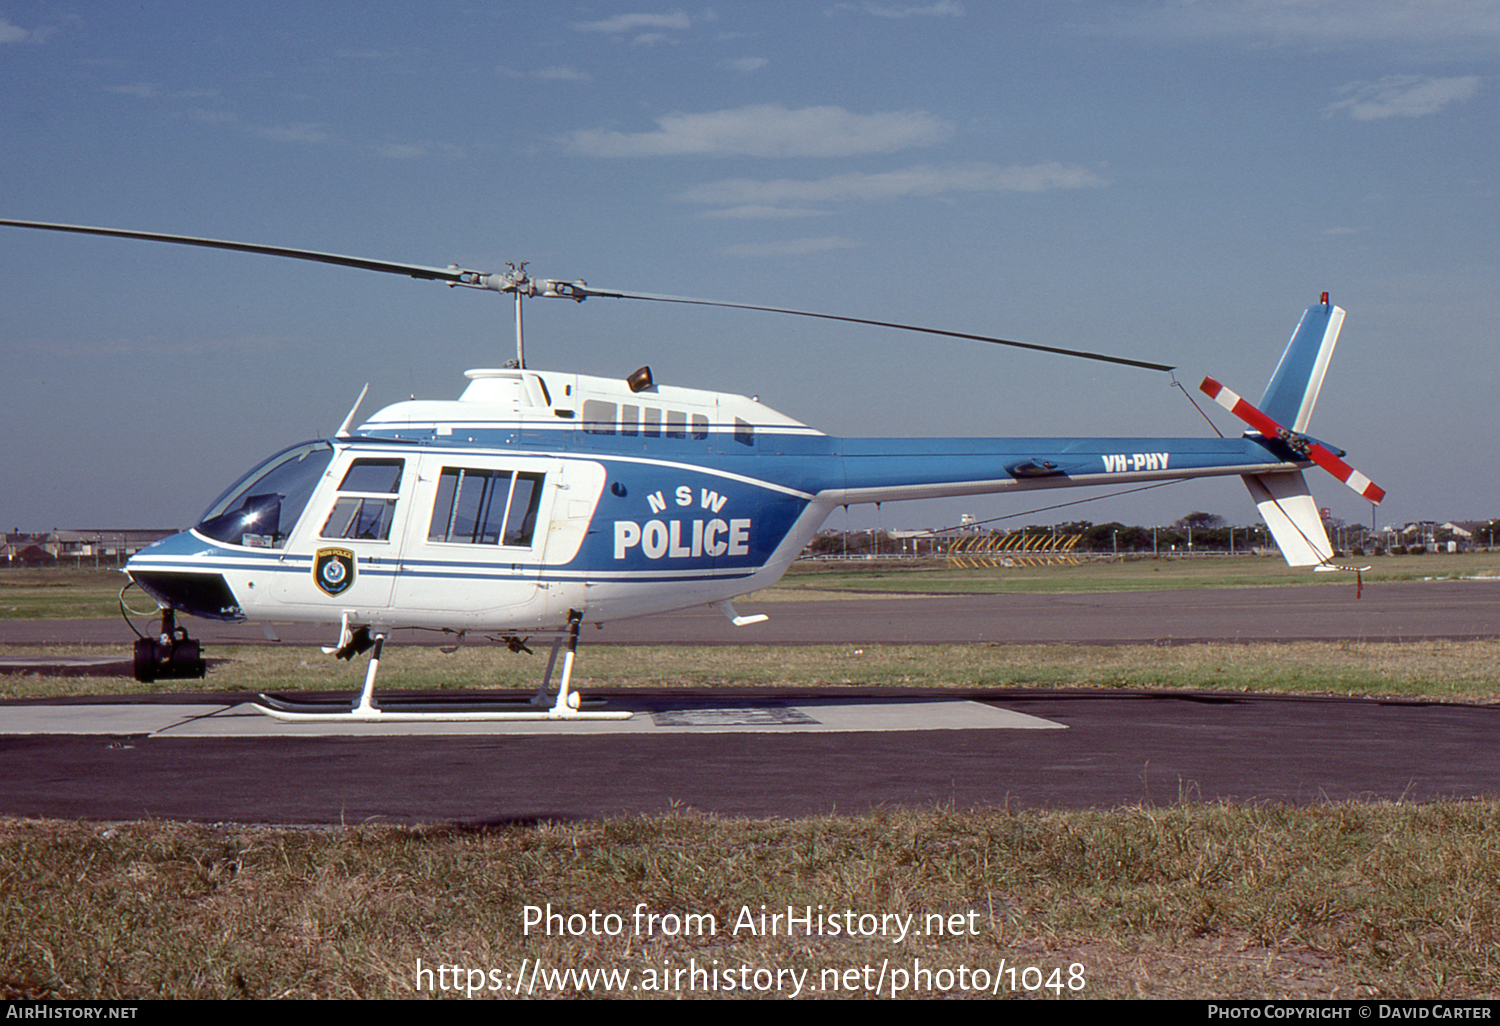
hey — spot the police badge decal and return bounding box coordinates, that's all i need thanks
[314,547,356,596]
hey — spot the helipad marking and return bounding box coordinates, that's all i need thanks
[652,707,818,727]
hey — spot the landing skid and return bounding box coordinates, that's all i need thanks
[252,697,631,723]
[251,610,631,722]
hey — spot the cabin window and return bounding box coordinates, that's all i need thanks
[428,468,546,547]
[321,497,398,541]
[338,459,402,494]
[582,402,706,442]
[196,440,334,549]
[502,473,543,546]
[320,458,406,541]
[734,418,755,447]
[582,400,616,435]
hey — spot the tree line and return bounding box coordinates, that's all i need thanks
[807,513,1499,558]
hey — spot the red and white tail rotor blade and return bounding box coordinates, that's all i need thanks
[1200,376,1385,504]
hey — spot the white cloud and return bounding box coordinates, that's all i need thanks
[719,236,860,257]
[0,17,51,43]
[377,142,428,159]
[1099,0,1500,47]
[111,84,218,101]
[179,106,327,144]
[561,105,952,158]
[854,1,964,18]
[572,12,691,33]
[718,57,768,73]
[187,108,238,125]
[678,162,1108,213]
[571,11,693,45]
[1325,75,1480,120]
[534,65,593,82]
[251,123,328,144]
[499,65,594,81]
[375,140,464,160]
[702,205,828,220]
[108,83,162,99]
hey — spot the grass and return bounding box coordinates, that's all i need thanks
[3,804,1497,1000]
[4,552,1498,620]
[3,639,1499,703]
[0,569,128,620]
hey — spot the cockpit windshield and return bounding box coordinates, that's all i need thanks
[195,441,334,548]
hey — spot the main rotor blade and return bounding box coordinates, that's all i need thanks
[566,286,1175,372]
[2,219,1175,371]
[0,219,470,283]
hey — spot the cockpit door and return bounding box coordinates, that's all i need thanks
[275,453,410,610]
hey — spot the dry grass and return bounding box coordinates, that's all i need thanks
[4,563,1497,1000]
[4,638,1498,703]
[3,804,1496,1000]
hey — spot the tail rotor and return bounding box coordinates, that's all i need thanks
[1199,375,1384,504]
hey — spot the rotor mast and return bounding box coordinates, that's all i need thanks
[447,260,591,370]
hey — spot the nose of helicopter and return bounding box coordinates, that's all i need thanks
[126,532,246,622]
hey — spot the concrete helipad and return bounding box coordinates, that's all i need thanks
[0,697,1064,737]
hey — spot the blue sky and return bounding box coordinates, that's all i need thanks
[2,1,1495,536]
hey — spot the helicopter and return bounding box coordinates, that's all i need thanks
[0,219,1383,722]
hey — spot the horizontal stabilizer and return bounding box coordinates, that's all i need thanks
[1244,471,1333,567]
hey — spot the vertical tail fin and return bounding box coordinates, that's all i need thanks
[1245,296,1340,567]
[1230,296,1375,567]
[1259,296,1344,434]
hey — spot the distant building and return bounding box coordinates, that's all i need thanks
[2,533,54,566]
[2,529,176,566]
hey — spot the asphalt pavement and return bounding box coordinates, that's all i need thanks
[2,579,1496,823]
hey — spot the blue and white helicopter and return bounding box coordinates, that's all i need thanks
[1,219,1383,722]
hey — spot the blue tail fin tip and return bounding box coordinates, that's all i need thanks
[1258,299,1344,434]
